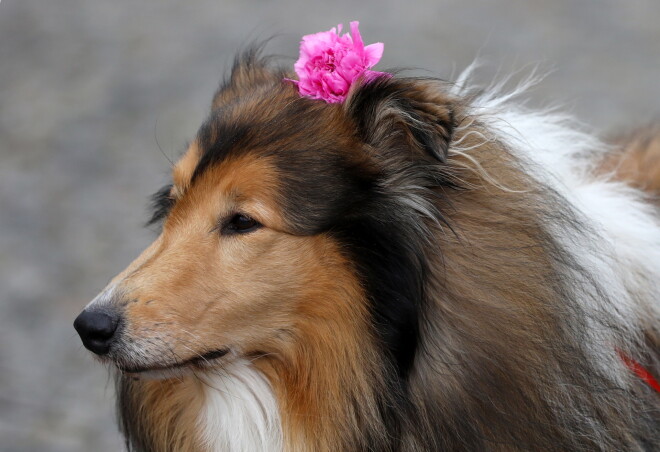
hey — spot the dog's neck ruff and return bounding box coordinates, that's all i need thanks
[197,359,282,452]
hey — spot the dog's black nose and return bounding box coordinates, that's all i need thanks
[73,309,119,355]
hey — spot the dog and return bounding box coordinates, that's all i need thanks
[74,49,660,451]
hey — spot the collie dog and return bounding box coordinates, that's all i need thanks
[74,51,660,451]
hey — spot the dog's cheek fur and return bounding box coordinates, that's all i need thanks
[250,236,387,452]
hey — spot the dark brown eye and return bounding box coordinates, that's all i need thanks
[222,214,261,235]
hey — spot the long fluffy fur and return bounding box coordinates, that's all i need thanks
[95,52,660,451]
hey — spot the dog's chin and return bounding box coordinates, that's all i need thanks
[114,349,231,380]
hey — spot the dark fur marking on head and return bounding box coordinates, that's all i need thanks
[191,116,252,183]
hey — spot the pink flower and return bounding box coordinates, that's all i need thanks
[290,21,385,103]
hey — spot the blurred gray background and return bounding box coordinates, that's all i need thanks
[0,1,658,451]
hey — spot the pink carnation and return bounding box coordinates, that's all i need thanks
[291,21,385,103]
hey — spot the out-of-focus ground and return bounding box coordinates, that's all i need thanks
[0,1,658,450]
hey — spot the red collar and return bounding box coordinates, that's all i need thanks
[620,352,660,393]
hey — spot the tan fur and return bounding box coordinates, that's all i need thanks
[601,125,660,197]
[253,244,383,452]
[122,378,206,451]
[172,141,201,193]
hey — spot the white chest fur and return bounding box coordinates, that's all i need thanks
[197,359,282,452]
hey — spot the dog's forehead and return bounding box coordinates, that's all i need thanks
[175,90,358,185]
[166,89,372,235]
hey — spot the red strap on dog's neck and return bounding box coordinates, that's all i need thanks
[620,353,660,393]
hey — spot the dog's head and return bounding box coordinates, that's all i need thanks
[74,52,456,378]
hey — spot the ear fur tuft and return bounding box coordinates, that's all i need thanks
[346,77,454,163]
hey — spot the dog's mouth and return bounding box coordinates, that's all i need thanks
[118,348,230,375]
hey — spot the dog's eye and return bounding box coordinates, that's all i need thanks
[222,214,261,235]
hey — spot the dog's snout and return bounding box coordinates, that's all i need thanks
[73,309,120,355]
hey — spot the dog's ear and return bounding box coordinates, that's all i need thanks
[345,77,454,163]
[212,48,282,110]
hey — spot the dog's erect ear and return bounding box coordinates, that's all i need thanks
[212,48,283,110]
[345,76,454,163]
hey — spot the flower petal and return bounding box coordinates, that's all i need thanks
[363,42,384,67]
[349,21,363,50]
